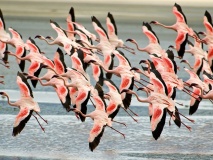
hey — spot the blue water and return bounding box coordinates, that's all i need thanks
[0,3,213,160]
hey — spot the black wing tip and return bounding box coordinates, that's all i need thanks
[152,108,167,140]
[12,110,33,137]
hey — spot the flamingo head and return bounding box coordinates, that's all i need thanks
[150,21,158,24]
[126,38,135,43]
[0,92,6,96]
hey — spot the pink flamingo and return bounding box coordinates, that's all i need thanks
[0,72,47,136]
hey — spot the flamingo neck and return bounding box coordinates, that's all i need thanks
[4,94,17,107]
[131,91,149,103]
[157,23,175,31]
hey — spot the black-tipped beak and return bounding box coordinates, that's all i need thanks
[88,60,97,64]
[139,60,147,64]
[35,35,41,39]
[120,89,129,93]
[150,21,156,24]
[168,45,174,48]
[189,83,198,88]
[45,36,51,39]
[52,75,59,78]
[126,38,133,42]
[197,31,204,35]
[0,92,4,95]
[180,60,187,63]
[3,51,10,54]
[130,67,139,71]
[137,87,144,91]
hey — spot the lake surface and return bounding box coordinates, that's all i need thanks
[0,2,213,160]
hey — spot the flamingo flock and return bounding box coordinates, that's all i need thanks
[1,3,213,151]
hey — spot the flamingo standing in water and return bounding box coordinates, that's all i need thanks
[150,3,198,58]
[0,72,47,136]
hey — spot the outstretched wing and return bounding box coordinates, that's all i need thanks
[17,72,33,98]
[13,108,33,136]
[92,16,109,42]
[150,104,167,140]
[89,120,106,151]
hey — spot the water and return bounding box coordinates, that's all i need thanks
[1,2,213,160]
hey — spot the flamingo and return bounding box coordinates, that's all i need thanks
[0,72,46,136]
[106,12,134,53]
[5,37,53,87]
[150,3,197,58]
[126,22,166,57]
[103,79,137,122]
[35,20,80,55]
[0,9,10,65]
[71,105,125,151]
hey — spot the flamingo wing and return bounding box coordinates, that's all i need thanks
[55,84,71,112]
[9,27,22,39]
[15,46,26,72]
[66,7,76,40]
[26,37,41,54]
[50,20,67,37]
[120,74,134,109]
[28,61,42,88]
[114,50,131,67]
[89,120,106,151]
[207,46,213,71]
[150,104,167,140]
[173,3,187,23]
[17,72,33,98]
[175,32,188,58]
[0,40,7,62]
[106,12,118,38]
[184,67,199,79]
[0,9,9,62]
[91,64,104,85]
[204,11,213,35]
[162,57,176,74]
[92,16,109,42]
[189,86,202,115]
[74,90,91,122]
[143,22,160,44]
[54,48,67,74]
[106,102,120,120]
[13,107,33,136]
[150,69,168,95]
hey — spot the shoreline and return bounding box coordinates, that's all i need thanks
[1,0,213,20]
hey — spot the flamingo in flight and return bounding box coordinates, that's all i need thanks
[5,37,54,88]
[1,27,26,71]
[126,22,166,57]
[35,20,80,55]
[0,9,10,66]
[0,72,47,136]
[150,3,197,58]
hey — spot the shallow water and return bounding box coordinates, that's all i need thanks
[0,2,213,160]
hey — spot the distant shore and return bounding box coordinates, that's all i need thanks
[1,0,213,20]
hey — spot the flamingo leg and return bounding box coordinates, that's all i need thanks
[32,114,45,132]
[90,98,96,108]
[107,125,125,139]
[127,107,138,116]
[121,107,138,123]
[35,111,48,124]
[112,120,127,127]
